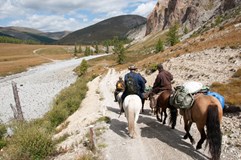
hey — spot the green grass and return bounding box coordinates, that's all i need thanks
[3,122,54,160]
[45,77,89,129]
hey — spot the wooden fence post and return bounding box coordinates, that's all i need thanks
[89,126,96,153]
[11,81,24,121]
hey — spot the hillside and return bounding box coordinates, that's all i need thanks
[0,26,70,44]
[57,15,146,45]
[50,4,241,159]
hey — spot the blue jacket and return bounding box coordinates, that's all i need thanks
[121,71,145,100]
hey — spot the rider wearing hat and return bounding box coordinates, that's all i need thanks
[120,65,146,112]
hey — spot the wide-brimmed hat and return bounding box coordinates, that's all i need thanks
[128,65,137,70]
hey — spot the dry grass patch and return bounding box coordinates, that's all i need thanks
[211,69,241,105]
[0,44,75,76]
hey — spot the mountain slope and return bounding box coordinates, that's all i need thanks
[0,26,70,44]
[145,0,241,35]
[57,15,146,45]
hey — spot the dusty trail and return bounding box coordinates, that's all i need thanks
[98,69,209,160]
[54,48,240,160]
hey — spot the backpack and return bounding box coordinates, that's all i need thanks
[169,86,194,109]
[125,74,138,94]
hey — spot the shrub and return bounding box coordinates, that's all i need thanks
[45,77,88,129]
[4,123,54,160]
[145,63,158,75]
[77,153,97,160]
[155,39,164,53]
[0,123,7,149]
[78,60,88,76]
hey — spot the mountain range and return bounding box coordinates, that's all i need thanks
[0,15,146,45]
[1,0,240,45]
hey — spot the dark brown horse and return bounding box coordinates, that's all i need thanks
[150,90,177,129]
[181,94,223,160]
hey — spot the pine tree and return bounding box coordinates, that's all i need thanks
[78,45,82,53]
[95,44,99,53]
[74,44,78,56]
[84,47,91,56]
[166,24,180,46]
[155,39,164,53]
[106,45,109,53]
[113,41,125,64]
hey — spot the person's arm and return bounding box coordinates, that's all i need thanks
[153,73,161,89]
[138,75,145,92]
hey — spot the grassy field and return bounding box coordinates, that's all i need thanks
[0,44,75,76]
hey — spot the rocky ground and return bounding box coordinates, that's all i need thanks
[0,54,106,123]
[53,48,241,160]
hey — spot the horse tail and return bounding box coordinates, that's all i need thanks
[206,104,222,160]
[169,106,177,129]
[128,103,135,137]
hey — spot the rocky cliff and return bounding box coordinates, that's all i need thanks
[146,0,241,35]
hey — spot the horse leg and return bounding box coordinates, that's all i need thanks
[163,108,167,125]
[183,117,195,145]
[196,125,206,150]
[156,107,162,122]
[141,98,145,113]
[170,107,177,129]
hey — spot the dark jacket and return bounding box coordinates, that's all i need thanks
[152,69,173,94]
[121,71,145,100]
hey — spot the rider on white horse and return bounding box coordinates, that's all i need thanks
[120,65,145,113]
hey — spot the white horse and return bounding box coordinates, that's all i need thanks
[117,92,142,138]
[123,95,142,138]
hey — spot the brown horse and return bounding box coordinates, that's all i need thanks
[150,90,177,129]
[181,94,223,160]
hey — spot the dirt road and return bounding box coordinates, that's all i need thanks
[97,69,210,160]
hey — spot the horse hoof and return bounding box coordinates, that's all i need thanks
[191,139,195,145]
[171,126,175,129]
[196,145,202,150]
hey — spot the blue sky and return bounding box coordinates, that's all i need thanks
[0,0,156,32]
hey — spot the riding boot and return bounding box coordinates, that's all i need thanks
[118,102,124,117]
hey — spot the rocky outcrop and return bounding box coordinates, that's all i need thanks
[146,0,241,35]
[222,0,241,11]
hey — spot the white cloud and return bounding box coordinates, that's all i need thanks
[1,0,156,32]
[131,1,156,17]
[10,15,84,32]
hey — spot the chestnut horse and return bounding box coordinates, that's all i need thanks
[181,94,223,160]
[149,90,177,129]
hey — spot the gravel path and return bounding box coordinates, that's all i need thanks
[0,54,107,123]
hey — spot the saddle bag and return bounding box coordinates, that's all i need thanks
[169,86,194,109]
